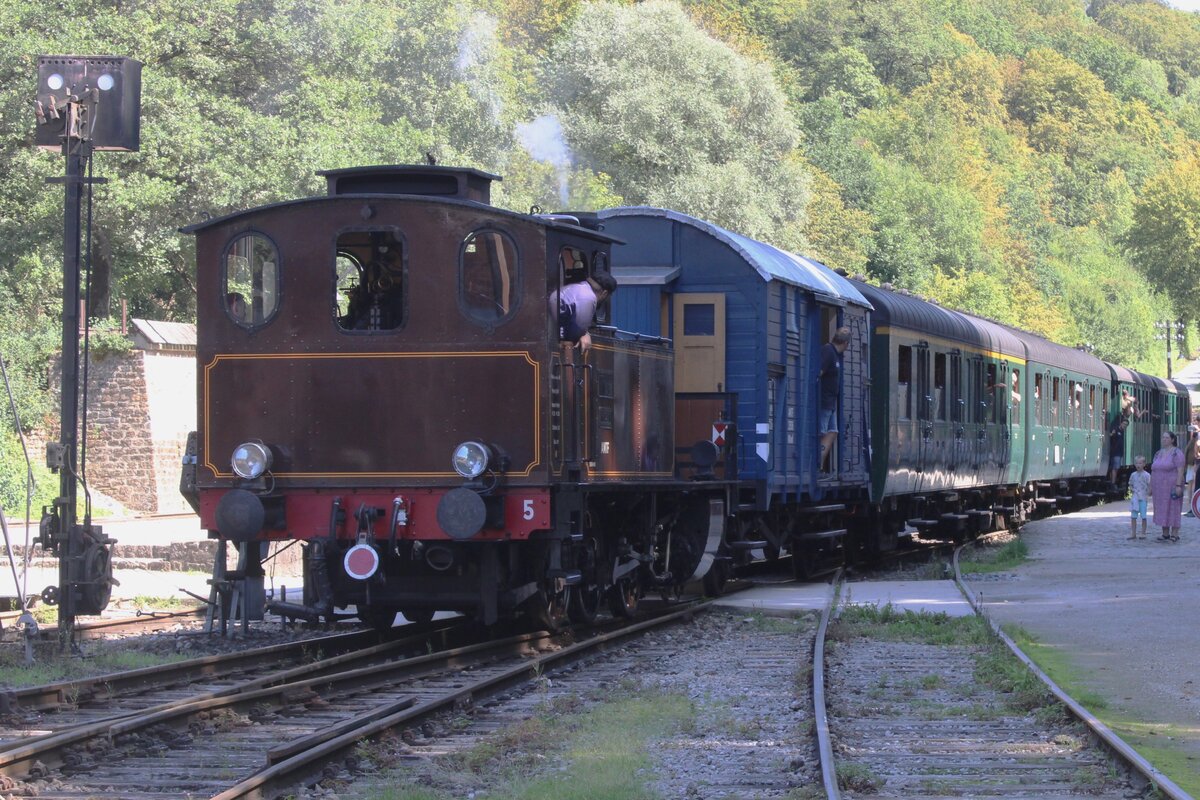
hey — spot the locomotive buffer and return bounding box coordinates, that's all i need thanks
[32,55,140,648]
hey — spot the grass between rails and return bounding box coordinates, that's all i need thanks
[361,687,693,800]
[959,537,1028,574]
[0,646,186,688]
[832,606,1051,712]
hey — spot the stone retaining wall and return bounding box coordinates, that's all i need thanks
[47,347,195,514]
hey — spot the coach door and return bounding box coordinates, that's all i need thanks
[673,293,726,392]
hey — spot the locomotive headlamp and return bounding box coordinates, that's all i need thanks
[231,441,273,479]
[452,441,490,479]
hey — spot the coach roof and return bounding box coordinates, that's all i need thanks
[597,207,871,309]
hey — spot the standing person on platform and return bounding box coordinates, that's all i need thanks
[1151,431,1187,542]
[1128,456,1150,540]
[818,326,851,474]
[1186,426,1199,517]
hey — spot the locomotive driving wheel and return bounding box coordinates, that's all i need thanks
[568,538,602,624]
[607,573,641,618]
[528,581,571,631]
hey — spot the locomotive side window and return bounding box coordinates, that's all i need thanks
[224,233,279,328]
[335,229,405,332]
[593,251,611,325]
[461,229,519,324]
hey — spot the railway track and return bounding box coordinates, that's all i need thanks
[0,603,707,799]
[811,545,1192,800]
[1,606,208,640]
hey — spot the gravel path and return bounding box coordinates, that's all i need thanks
[973,502,1200,782]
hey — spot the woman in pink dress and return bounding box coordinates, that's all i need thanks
[1151,431,1187,542]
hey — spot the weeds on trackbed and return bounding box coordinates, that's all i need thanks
[959,537,1028,574]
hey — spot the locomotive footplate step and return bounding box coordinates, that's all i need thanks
[794,529,847,542]
[797,504,846,514]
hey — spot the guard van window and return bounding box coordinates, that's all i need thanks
[334,229,405,332]
[224,232,279,328]
[460,229,519,324]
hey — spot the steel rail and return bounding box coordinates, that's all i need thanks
[0,625,548,779]
[811,569,842,800]
[212,601,711,800]
[1,627,385,713]
[953,538,1194,800]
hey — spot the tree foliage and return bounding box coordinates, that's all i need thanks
[5,0,1200,501]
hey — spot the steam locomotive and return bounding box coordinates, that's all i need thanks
[180,164,1189,627]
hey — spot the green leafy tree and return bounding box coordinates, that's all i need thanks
[544,0,811,248]
[1126,157,1200,321]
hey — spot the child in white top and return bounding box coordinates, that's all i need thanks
[1129,456,1150,540]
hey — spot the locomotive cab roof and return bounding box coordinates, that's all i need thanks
[181,164,620,243]
[317,165,501,202]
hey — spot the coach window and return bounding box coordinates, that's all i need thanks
[986,364,1000,423]
[1052,377,1060,426]
[1010,369,1021,425]
[897,345,912,420]
[949,354,962,422]
[1034,374,1043,425]
[224,233,278,328]
[933,353,946,421]
[334,230,405,332]
[461,229,519,324]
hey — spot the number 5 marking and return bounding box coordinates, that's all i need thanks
[523,499,535,521]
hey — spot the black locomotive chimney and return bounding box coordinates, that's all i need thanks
[318,165,500,204]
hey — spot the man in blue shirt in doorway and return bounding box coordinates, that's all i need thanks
[819,327,851,474]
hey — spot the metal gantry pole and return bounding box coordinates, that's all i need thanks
[53,116,89,649]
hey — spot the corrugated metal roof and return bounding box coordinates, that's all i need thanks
[597,207,871,309]
[130,318,196,348]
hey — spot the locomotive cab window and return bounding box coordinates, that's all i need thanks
[461,229,519,324]
[224,233,279,328]
[335,230,405,332]
[593,251,611,325]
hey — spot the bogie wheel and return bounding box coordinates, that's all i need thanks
[568,580,601,625]
[790,548,814,581]
[702,559,729,597]
[607,576,641,618]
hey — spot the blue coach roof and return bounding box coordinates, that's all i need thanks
[598,207,872,309]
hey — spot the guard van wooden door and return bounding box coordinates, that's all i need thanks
[673,294,726,392]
